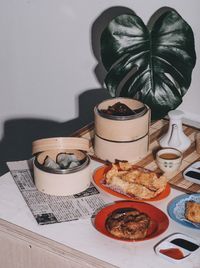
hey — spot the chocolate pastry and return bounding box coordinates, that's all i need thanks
[100,102,146,116]
[106,207,151,240]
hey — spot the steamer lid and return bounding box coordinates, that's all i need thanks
[32,137,90,155]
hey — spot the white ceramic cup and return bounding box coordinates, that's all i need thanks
[156,148,183,174]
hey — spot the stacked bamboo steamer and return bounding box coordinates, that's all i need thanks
[94,97,150,163]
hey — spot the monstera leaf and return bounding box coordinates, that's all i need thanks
[100,10,196,120]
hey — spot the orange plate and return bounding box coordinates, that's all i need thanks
[93,165,170,202]
[94,201,169,241]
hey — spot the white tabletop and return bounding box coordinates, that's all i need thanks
[0,160,200,268]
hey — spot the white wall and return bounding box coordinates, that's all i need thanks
[0,0,199,139]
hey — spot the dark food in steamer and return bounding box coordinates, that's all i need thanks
[56,153,80,169]
[43,153,81,170]
[43,156,60,169]
[106,207,151,240]
[100,102,144,116]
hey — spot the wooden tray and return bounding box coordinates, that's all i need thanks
[71,119,200,194]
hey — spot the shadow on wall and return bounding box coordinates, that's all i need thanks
[91,6,134,85]
[0,88,110,176]
[0,5,170,176]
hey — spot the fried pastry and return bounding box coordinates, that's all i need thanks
[185,201,200,223]
[104,162,167,199]
[106,207,150,240]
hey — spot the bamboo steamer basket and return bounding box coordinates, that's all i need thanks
[32,137,91,196]
[94,98,150,141]
[94,98,150,163]
[94,133,149,163]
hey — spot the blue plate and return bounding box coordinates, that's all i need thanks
[167,193,200,229]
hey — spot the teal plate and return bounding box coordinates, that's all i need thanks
[167,193,200,229]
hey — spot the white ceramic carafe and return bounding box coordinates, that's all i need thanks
[159,110,191,152]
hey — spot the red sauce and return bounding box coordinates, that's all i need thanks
[159,248,184,260]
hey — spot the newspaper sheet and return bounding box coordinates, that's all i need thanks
[7,160,107,225]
